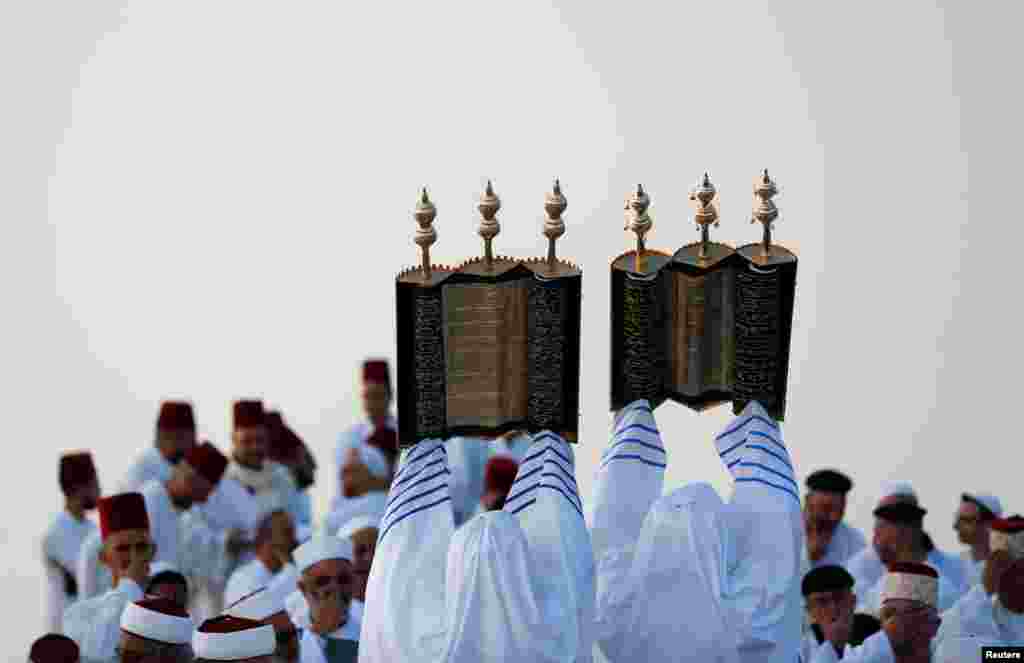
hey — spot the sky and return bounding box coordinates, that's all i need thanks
[2,0,1022,658]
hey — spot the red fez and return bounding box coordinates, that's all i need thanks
[887,561,939,578]
[993,515,1024,533]
[484,455,520,497]
[184,441,228,486]
[157,401,195,432]
[98,492,149,540]
[363,359,390,385]
[233,400,265,429]
[30,634,79,663]
[59,452,96,494]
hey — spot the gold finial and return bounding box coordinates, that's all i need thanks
[543,179,567,270]
[751,168,779,262]
[624,184,652,272]
[688,171,720,264]
[477,179,501,270]
[414,187,438,280]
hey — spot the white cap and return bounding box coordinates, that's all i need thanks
[336,515,381,541]
[192,617,276,661]
[879,481,917,502]
[148,561,180,577]
[120,597,193,645]
[224,583,290,621]
[965,493,1003,518]
[882,564,939,608]
[294,535,353,573]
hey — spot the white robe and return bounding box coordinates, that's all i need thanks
[332,416,397,512]
[323,491,387,538]
[933,584,1024,651]
[75,528,112,601]
[300,605,362,663]
[62,578,144,662]
[358,435,590,663]
[808,630,895,663]
[224,557,273,607]
[591,400,803,663]
[117,446,174,493]
[800,521,868,577]
[225,459,302,536]
[960,549,984,588]
[42,510,97,633]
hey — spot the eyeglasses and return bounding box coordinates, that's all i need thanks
[307,573,352,589]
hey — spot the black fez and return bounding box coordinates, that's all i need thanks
[806,469,853,494]
[802,564,855,597]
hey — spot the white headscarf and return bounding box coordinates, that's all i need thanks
[503,432,595,662]
[358,439,454,663]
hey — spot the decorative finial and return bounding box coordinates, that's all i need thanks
[688,172,719,263]
[414,187,438,280]
[478,180,501,270]
[624,184,653,271]
[544,179,568,270]
[752,168,779,261]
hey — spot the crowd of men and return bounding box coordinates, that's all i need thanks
[30,358,1022,662]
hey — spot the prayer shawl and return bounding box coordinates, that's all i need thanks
[591,399,803,663]
[332,416,397,511]
[933,584,1024,651]
[358,435,589,663]
[808,630,895,663]
[75,528,113,601]
[800,521,868,577]
[62,578,144,662]
[42,510,96,632]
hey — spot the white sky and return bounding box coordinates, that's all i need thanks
[2,0,1022,657]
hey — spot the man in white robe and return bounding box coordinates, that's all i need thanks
[809,562,942,662]
[803,469,867,575]
[117,596,193,662]
[226,584,302,663]
[322,445,389,537]
[117,401,197,493]
[75,528,112,602]
[955,493,1002,588]
[225,509,298,607]
[63,492,154,663]
[846,485,969,606]
[292,536,360,662]
[192,615,277,663]
[226,400,304,537]
[30,634,80,663]
[267,413,317,534]
[331,359,397,513]
[590,399,802,663]
[855,500,969,618]
[933,516,1024,651]
[358,432,595,663]
[43,452,100,633]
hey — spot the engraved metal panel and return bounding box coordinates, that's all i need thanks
[443,280,530,428]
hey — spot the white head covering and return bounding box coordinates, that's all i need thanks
[589,399,667,660]
[336,514,380,541]
[192,617,276,661]
[966,493,1003,518]
[504,431,594,662]
[293,535,353,574]
[359,439,454,663]
[323,490,388,536]
[120,597,193,645]
[879,480,917,503]
[225,583,290,621]
[608,484,742,663]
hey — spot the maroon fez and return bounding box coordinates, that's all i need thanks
[483,456,520,498]
[30,634,79,663]
[363,359,390,385]
[367,427,399,460]
[98,492,149,540]
[184,441,228,486]
[157,401,196,432]
[233,400,265,429]
[59,452,97,493]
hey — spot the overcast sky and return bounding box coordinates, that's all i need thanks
[2,0,1022,657]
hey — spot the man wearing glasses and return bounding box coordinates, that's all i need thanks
[63,492,154,662]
